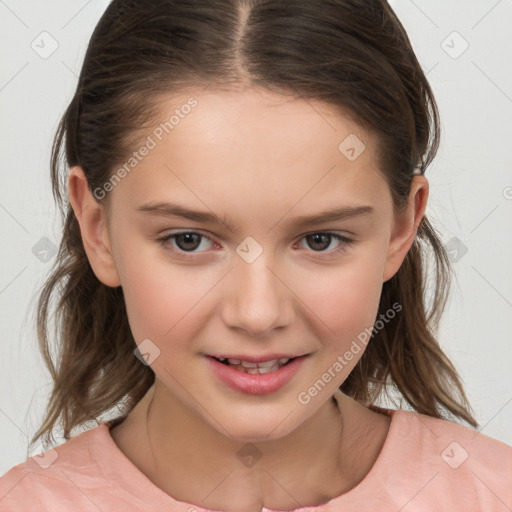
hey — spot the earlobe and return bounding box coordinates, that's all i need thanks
[67,166,121,288]
[382,176,429,283]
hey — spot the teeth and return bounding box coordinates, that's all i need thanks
[240,360,259,368]
[225,358,290,368]
[216,356,295,374]
[213,354,296,370]
[246,364,281,374]
[240,359,280,368]
[256,366,278,374]
[255,359,280,368]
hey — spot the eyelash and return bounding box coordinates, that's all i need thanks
[157,230,354,258]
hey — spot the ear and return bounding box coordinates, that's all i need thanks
[67,166,121,287]
[382,175,429,283]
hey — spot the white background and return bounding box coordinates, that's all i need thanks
[1,0,511,475]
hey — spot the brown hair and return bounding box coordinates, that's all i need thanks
[31,0,477,450]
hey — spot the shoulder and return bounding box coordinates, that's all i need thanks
[0,424,111,511]
[397,408,512,468]
[385,409,512,510]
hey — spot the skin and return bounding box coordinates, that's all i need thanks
[68,87,428,512]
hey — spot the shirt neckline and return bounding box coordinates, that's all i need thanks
[92,398,402,511]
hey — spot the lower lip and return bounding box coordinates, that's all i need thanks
[205,355,308,395]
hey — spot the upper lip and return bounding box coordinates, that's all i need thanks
[207,353,309,363]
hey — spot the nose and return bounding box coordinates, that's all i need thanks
[222,253,294,337]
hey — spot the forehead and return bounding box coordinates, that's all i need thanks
[152,86,375,155]
[111,87,388,213]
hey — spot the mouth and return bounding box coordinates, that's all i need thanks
[209,356,298,374]
[205,353,310,395]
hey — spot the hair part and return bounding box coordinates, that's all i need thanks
[31,0,477,451]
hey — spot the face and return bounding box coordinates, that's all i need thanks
[72,87,426,442]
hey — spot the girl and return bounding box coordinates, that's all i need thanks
[1,0,511,511]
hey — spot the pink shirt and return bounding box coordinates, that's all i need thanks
[1,407,511,511]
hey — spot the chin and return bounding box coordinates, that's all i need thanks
[211,409,301,444]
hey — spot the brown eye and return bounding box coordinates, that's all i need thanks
[158,231,215,253]
[297,232,354,256]
[174,233,202,251]
[305,233,332,251]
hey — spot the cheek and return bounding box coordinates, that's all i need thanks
[294,254,384,341]
[298,262,384,389]
[117,248,218,345]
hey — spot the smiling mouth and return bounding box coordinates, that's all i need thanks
[212,356,295,374]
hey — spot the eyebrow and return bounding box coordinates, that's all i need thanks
[137,201,374,232]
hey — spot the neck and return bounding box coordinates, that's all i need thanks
[111,381,388,511]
